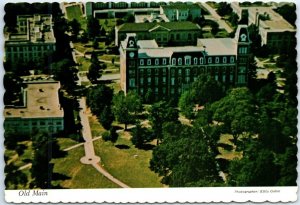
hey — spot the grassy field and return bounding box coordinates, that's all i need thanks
[52,138,119,188]
[93,137,163,188]
[87,112,163,188]
[99,18,117,31]
[99,54,120,63]
[77,56,91,71]
[66,5,87,30]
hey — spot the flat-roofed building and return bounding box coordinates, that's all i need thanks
[119,25,252,101]
[5,14,56,68]
[4,75,64,134]
[115,21,201,46]
[160,3,202,21]
[231,3,296,53]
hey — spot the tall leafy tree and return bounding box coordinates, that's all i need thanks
[150,122,221,187]
[69,19,81,40]
[87,16,100,39]
[148,101,179,144]
[112,91,143,130]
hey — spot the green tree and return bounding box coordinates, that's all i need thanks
[87,16,100,39]
[112,91,143,130]
[211,88,257,145]
[49,59,78,91]
[229,12,239,27]
[69,19,81,40]
[178,90,195,119]
[150,123,221,186]
[86,84,113,117]
[5,162,28,189]
[99,105,114,130]
[131,123,149,148]
[148,101,179,144]
[216,2,233,16]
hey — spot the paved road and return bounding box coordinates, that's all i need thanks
[200,3,233,33]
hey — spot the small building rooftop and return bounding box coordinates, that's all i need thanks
[4,75,63,119]
[161,3,201,10]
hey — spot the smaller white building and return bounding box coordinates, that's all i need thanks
[160,3,202,21]
[4,75,64,135]
[135,13,169,23]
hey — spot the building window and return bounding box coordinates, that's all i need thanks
[185,56,191,65]
[238,75,246,84]
[163,58,167,65]
[185,77,190,83]
[215,75,218,81]
[155,87,158,94]
[140,88,144,94]
[171,69,175,76]
[194,57,198,65]
[171,77,175,85]
[163,87,166,94]
[155,77,159,85]
[215,57,219,64]
[186,69,190,76]
[208,57,212,64]
[147,77,151,84]
[140,78,144,85]
[147,59,151,65]
[178,88,181,94]
[140,59,144,65]
[129,61,136,67]
[155,58,159,65]
[239,66,246,73]
[155,68,159,75]
[139,68,144,75]
[239,47,248,54]
[230,56,235,63]
[222,75,226,82]
[223,57,227,63]
[163,68,167,75]
[178,58,182,65]
[172,58,176,65]
[178,69,182,75]
[129,79,135,87]
[147,69,151,75]
[162,77,166,84]
[200,57,204,64]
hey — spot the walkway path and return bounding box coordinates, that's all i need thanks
[200,3,233,33]
[78,98,130,188]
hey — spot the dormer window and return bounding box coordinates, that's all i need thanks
[230,56,235,63]
[215,57,219,64]
[147,59,151,65]
[193,57,198,65]
[185,56,191,65]
[163,58,167,65]
[223,57,227,63]
[178,58,182,65]
[208,57,212,64]
[140,59,144,65]
[172,58,176,65]
[155,58,159,65]
[200,57,204,64]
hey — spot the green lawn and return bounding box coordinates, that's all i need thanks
[66,5,83,20]
[77,56,91,71]
[52,138,119,188]
[99,54,120,63]
[99,18,117,31]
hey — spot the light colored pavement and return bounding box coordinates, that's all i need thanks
[63,136,102,152]
[18,163,32,171]
[78,98,130,188]
[200,3,233,33]
[79,98,101,164]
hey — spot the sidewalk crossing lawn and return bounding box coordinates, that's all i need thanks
[52,139,119,188]
[93,135,164,188]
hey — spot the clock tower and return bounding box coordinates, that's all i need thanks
[124,34,138,93]
[235,25,251,86]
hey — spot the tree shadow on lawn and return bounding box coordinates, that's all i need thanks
[52,172,71,181]
[139,143,155,151]
[115,144,130,149]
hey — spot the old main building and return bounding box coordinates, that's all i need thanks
[120,25,252,101]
